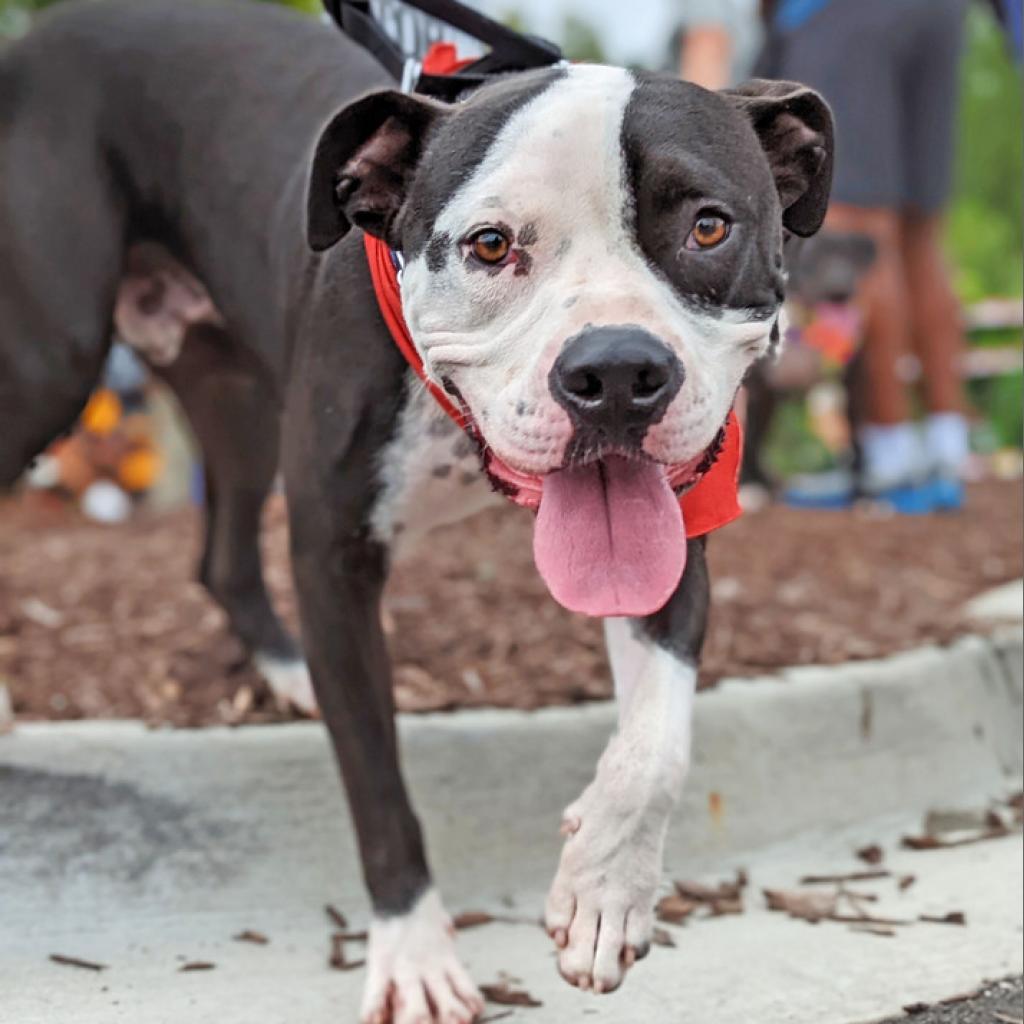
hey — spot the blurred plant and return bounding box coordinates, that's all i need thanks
[0,0,57,37]
[947,6,1023,303]
[254,0,322,14]
[561,14,605,63]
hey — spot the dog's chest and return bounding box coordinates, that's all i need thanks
[371,378,503,558]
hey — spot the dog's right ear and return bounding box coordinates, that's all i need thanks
[307,90,448,252]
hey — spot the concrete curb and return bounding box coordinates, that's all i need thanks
[2,583,1021,877]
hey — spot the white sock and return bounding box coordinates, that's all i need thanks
[923,413,970,477]
[858,422,924,489]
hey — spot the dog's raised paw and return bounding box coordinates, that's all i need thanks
[360,889,484,1024]
[544,795,661,993]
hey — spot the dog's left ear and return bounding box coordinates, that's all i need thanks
[724,80,834,237]
[307,90,448,252]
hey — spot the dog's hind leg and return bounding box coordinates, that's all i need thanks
[0,124,123,487]
[545,537,710,995]
[147,322,314,715]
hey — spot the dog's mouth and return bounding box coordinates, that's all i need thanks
[479,426,728,618]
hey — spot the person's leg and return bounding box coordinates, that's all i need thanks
[901,220,964,416]
[825,206,910,426]
[770,0,931,505]
[824,205,929,501]
[900,0,971,500]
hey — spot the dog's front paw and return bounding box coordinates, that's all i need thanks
[360,888,484,1024]
[544,789,665,994]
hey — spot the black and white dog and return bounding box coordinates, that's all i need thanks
[0,2,832,1020]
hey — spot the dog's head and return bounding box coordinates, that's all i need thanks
[307,66,832,615]
[308,65,832,479]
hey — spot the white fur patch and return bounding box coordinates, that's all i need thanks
[252,654,317,716]
[360,888,484,1024]
[399,64,775,478]
[370,376,501,556]
[545,621,696,994]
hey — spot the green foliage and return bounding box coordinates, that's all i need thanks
[253,0,321,14]
[764,398,833,477]
[969,371,1024,448]
[561,14,606,63]
[946,7,1024,302]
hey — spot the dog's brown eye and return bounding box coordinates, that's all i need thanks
[687,214,729,250]
[470,229,511,264]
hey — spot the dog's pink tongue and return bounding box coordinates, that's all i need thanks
[534,456,686,617]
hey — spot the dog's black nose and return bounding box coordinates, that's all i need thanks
[550,326,683,445]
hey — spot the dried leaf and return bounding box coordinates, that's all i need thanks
[231,685,254,716]
[328,933,365,971]
[919,911,966,926]
[800,870,890,884]
[324,904,348,930]
[452,911,494,930]
[232,929,268,945]
[855,844,884,865]
[179,961,216,972]
[669,870,747,916]
[49,953,107,972]
[656,893,699,924]
[674,881,726,902]
[480,981,542,1008]
[708,896,744,916]
[763,888,837,923]
[898,874,917,891]
[674,869,747,903]
[938,988,982,1006]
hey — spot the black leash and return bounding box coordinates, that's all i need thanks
[322,0,562,100]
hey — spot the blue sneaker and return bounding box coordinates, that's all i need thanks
[865,479,935,515]
[926,474,965,512]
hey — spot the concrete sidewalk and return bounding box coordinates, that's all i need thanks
[0,587,1021,1023]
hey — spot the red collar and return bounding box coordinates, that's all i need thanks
[361,232,744,537]
[362,232,470,431]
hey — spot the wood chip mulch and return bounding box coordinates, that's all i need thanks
[0,480,1019,727]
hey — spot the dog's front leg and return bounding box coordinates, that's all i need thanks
[545,537,710,994]
[283,392,483,1024]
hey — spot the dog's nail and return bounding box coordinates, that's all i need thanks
[594,978,605,993]
[623,946,637,966]
[578,974,591,990]
[559,815,581,837]
[553,928,568,948]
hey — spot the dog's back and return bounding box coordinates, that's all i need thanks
[0,0,387,482]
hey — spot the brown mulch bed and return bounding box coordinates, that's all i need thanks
[0,481,1020,727]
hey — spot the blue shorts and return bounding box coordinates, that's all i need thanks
[768,0,968,213]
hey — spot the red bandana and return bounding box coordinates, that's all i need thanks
[363,233,743,539]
